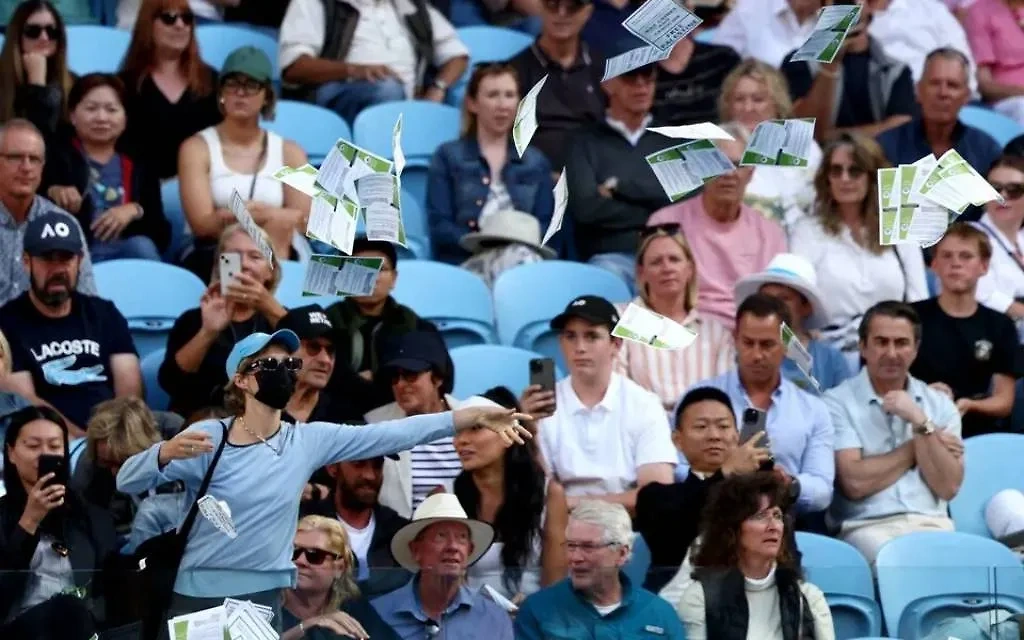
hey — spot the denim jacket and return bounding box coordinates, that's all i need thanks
[426,136,556,264]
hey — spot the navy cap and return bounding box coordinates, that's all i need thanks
[23,211,85,256]
[381,331,449,375]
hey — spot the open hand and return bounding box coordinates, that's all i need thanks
[305,611,369,639]
[158,430,214,466]
[454,407,533,445]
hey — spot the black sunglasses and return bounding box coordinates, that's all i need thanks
[542,0,587,12]
[303,341,335,357]
[292,546,339,565]
[641,223,681,238]
[157,10,194,26]
[245,356,303,374]
[22,23,60,40]
[991,182,1024,201]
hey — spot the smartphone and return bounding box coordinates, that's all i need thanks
[37,454,67,488]
[218,252,241,296]
[739,408,770,449]
[529,358,556,393]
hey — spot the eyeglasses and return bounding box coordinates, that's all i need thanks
[828,164,866,179]
[542,0,587,13]
[303,341,335,357]
[641,223,681,238]
[292,546,339,565]
[221,75,265,96]
[562,540,619,554]
[245,356,303,374]
[157,10,194,26]
[391,369,428,384]
[990,181,1024,201]
[0,152,44,167]
[22,23,60,40]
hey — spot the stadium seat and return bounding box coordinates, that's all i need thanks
[959,105,1024,148]
[66,25,130,74]
[0,34,5,51]
[352,100,460,162]
[160,178,191,263]
[449,26,533,107]
[195,24,279,80]
[493,261,632,369]
[391,261,495,349]
[949,433,1024,538]
[398,188,431,260]
[796,532,883,639]
[876,531,1024,639]
[275,260,342,310]
[94,260,206,358]
[264,101,352,166]
[141,348,169,411]
[449,344,561,398]
[623,533,651,587]
[694,27,718,44]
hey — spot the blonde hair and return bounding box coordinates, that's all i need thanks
[812,132,890,255]
[718,59,793,124]
[222,353,256,416]
[296,515,360,610]
[0,329,11,376]
[636,228,699,313]
[86,397,161,463]
[210,224,283,293]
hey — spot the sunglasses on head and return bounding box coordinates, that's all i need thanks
[641,223,681,239]
[292,546,339,565]
[22,23,59,40]
[245,356,303,374]
[157,10,194,26]
[991,182,1024,201]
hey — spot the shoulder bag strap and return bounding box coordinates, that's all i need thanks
[977,220,1024,276]
[177,419,230,541]
[891,246,909,302]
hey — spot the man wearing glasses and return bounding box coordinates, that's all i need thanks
[0,118,96,307]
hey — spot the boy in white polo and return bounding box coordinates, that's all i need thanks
[536,296,676,515]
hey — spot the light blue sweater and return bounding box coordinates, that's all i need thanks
[116,413,456,598]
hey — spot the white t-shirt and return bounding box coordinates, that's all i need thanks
[339,513,376,581]
[593,601,622,617]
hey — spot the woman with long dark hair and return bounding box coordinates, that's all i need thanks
[0,0,74,136]
[453,386,567,600]
[679,472,834,640]
[0,406,116,639]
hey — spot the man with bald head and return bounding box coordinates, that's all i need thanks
[0,119,96,306]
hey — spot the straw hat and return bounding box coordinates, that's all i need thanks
[733,253,829,329]
[459,210,556,258]
[390,493,495,571]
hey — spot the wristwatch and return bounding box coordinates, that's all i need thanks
[913,419,936,436]
[432,78,449,92]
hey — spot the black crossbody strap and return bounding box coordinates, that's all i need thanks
[177,419,230,541]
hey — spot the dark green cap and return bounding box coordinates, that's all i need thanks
[221,46,272,83]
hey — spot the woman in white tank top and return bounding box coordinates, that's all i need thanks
[179,46,311,280]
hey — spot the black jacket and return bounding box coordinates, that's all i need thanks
[40,136,170,253]
[634,470,724,593]
[696,566,816,640]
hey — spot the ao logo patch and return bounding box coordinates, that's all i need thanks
[40,222,71,238]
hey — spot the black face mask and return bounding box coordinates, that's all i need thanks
[252,366,296,410]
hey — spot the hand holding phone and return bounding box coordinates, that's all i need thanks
[38,453,67,488]
[522,358,557,419]
[22,454,67,528]
[218,252,241,296]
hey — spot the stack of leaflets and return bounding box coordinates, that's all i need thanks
[646,139,736,202]
[790,4,863,64]
[612,302,698,350]
[740,118,816,168]
[167,598,276,640]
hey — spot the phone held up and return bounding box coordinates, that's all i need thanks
[529,358,557,412]
[37,453,67,488]
[739,408,774,472]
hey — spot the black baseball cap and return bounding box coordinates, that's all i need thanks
[277,305,334,341]
[550,295,620,332]
[381,331,449,375]
[23,211,85,256]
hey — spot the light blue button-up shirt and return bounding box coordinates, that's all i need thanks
[683,370,836,512]
[825,368,961,523]
[372,576,513,640]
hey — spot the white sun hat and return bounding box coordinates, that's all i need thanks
[459,209,557,258]
[390,493,495,571]
[734,253,829,330]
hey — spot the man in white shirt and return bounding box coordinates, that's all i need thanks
[278,0,470,124]
[534,295,676,514]
[826,301,964,563]
[712,0,821,68]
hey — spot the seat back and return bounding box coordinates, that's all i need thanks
[623,533,651,587]
[141,348,169,411]
[694,27,718,44]
[796,532,883,639]
[195,24,280,80]
[160,178,191,263]
[391,261,494,348]
[492,261,632,367]
[399,186,431,259]
[876,531,1024,638]
[94,260,206,358]
[949,433,1024,538]
[265,101,352,165]
[66,25,130,73]
[448,26,533,108]
[352,101,460,162]
[959,105,1024,147]
[449,345,561,398]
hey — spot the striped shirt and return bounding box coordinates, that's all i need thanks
[410,436,462,510]
[615,299,736,412]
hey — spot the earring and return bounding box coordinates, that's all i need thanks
[220,98,225,105]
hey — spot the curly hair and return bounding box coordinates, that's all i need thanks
[691,472,801,578]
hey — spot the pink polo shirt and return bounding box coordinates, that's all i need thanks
[648,196,787,329]
[965,0,1024,87]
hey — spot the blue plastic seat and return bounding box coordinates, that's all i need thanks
[195,24,279,80]
[959,105,1024,147]
[949,433,1024,538]
[624,533,651,588]
[275,259,343,310]
[391,261,495,349]
[492,261,633,369]
[796,532,883,639]
[694,27,718,44]
[66,25,130,74]
[94,260,206,358]
[160,178,191,263]
[264,101,352,165]
[141,348,169,412]
[875,531,1024,639]
[449,344,561,398]
[398,188,430,260]
[352,100,460,163]
[449,26,533,107]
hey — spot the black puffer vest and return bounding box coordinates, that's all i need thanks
[697,566,816,640]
